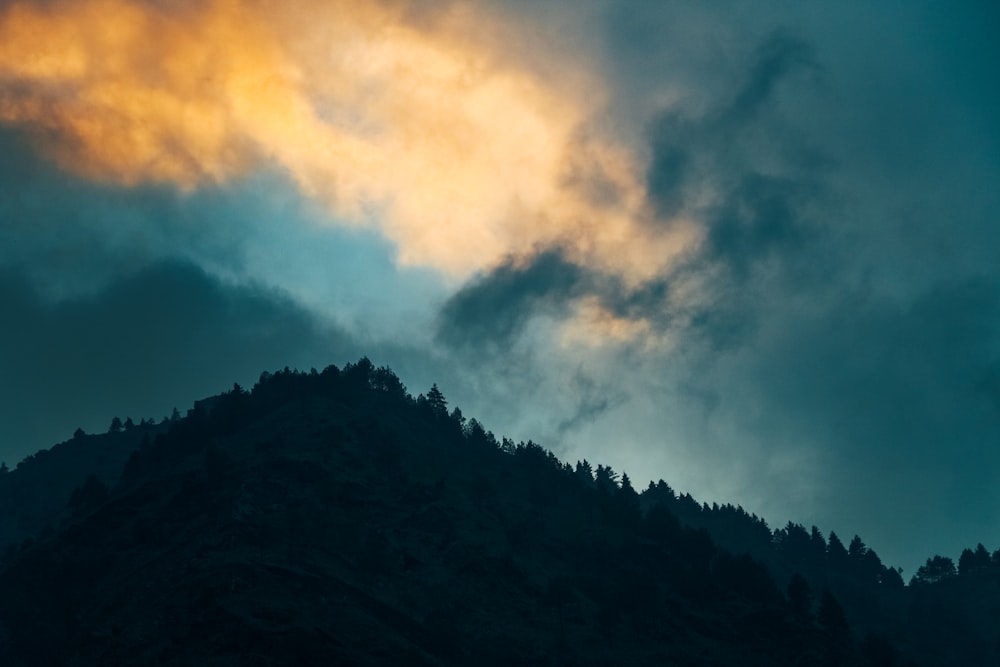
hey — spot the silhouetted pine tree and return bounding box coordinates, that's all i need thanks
[593,464,618,494]
[827,531,850,572]
[426,383,447,417]
[880,566,905,589]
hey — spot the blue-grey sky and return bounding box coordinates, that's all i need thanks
[1,0,998,577]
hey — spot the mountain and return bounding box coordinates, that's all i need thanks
[0,421,167,558]
[0,359,995,665]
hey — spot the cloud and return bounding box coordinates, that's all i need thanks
[0,260,356,464]
[637,28,822,223]
[435,26,831,357]
[702,173,814,276]
[645,29,823,220]
[0,0,696,284]
[0,122,449,343]
[724,31,817,125]
[436,249,586,351]
[554,369,628,438]
[708,276,1000,567]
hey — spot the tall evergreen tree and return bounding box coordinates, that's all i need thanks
[848,535,868,560]
[827,531,850,571]
[618,472,636,497]
[426,384,448,417]
[958,544,991,575]
[809,526,828,564]
[880,565,905,589]
[593,465,618,494]
[777,522,812,562]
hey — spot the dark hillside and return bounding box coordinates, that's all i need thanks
[0,421,166,557]
[0,359,995,665]
[0,360,861,666]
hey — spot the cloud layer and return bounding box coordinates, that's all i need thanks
[0,259,354,456]
[0,0,696,281]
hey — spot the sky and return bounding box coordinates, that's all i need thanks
[0,0,998,577]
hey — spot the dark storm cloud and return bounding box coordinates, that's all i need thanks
[0,260,358,465]
[636,30,834,350]
[646,30,824,251]
[703,173,816,278]
[0,126,234,296]
[646,29,820,219]
[436,247,678,355]
[436,249,586,350]
[646,30,818,216]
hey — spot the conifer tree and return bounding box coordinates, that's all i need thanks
[619,472,636,497]
[827,531,849,571]
[958,543,991,574]
[880,566,905,589]
[809,526,827,564]
[593,465,618,494]
[848,535,868,560]
[426,384,447,417]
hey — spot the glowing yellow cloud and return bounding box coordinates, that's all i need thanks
[0,0,698,283]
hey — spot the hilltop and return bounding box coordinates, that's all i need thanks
[0,359,996,665]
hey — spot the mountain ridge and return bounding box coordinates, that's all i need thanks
[0,358,995,665]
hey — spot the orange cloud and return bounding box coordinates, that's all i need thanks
[0,0,699,283]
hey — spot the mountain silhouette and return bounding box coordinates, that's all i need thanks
[0,359,996,665]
